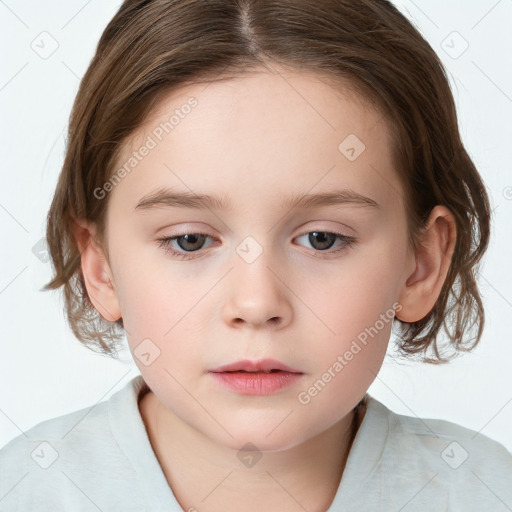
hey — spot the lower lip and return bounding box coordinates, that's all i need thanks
[209,371,303,395]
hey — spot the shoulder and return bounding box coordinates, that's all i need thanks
[386,400,512,469]
[0,401,112,506]
[0,398,110,467]
[0,378,148,511]
[366,396,512,510]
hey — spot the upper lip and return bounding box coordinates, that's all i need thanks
[209,358,302,373]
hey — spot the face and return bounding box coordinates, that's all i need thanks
[102,66,413,451]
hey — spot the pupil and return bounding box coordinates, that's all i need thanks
[310,232,335,250]
[179,233,205,251]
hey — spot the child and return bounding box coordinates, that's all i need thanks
[1,0,511,510]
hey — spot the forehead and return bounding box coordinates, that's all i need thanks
[111,66,404,216]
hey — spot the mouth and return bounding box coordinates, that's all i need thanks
[223,369,283,373]
[208,359,303,395]
[209,358,303,374]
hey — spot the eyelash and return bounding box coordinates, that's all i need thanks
[156,229,357,260]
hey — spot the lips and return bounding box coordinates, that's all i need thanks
[209,358,302,374]
[208,359,303,395]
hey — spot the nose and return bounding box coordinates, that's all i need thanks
[221,246,293,330]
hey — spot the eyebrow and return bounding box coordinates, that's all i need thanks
[134,187,380,212]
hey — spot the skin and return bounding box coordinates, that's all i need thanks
[75,65,456,511]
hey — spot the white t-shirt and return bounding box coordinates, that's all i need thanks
[1,375,511,511]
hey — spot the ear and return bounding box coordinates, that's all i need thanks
[74,218,122,322]
[396,205,457,323]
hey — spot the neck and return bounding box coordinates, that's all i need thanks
[139,390,365,512]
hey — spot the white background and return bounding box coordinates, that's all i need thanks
[1,0,511,454]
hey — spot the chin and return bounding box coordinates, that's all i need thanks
[208,419,313,454]
[228,435,305,454]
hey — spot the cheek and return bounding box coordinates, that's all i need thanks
[296,300,393,425]
[297,244,401,388]
[114,260,211,371]
[306,247,401,339]
[113,249,190,331]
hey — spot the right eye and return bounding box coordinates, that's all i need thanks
[156,232,216,259]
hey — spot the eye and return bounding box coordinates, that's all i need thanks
[294,230,357,255]
[157,232,216,260]
[157,229,357,260]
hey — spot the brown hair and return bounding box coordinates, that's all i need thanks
[43,0,491,364]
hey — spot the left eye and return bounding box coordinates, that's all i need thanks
[157,230,357,259]
[295,231,357,252]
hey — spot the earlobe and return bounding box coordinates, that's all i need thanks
[396,205,457,323]
[74,218,122,322]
